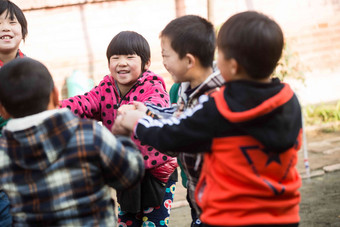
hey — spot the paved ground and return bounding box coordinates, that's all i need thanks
[299,171,340,227]
[168,127,340,227]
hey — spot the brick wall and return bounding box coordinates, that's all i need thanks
[13,0,176,98]
[10,0,340,100]
[188,0,340,72]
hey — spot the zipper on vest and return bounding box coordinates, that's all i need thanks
[113,80,140,109]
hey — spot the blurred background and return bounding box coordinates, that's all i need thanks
[11,0,340,126]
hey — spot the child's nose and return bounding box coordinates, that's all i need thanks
[1,23,10,31]
[118,59,128,66]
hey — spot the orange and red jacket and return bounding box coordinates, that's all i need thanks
[135,78,302,226]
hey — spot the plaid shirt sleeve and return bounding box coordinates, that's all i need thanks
[93,122,144,190]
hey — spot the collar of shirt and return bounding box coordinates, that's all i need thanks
[0,49,24,67]
[5,109,65,132]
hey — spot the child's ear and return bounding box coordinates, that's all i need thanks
[186,53,196,69]
[230,58,238,75]
[144,60,151,71]
[0,104,11,120]
[48,87,60,110]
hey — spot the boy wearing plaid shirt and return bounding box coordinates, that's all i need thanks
[0,58,144,226]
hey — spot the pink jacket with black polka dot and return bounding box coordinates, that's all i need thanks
[60,70,177,182]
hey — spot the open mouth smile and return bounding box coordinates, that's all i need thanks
[118,70,130,74]
[0,35,13,40]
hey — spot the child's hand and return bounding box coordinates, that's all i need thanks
[132,101,148,113]
[111,115,131,136]
[117,104,136,116]
[120,109,147,131]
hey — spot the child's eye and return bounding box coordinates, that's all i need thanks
[111,56,119,60]
[9,19,17,24]
[127,55,135,59]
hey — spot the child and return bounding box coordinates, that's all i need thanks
[0,0,27,136]
[0,0,26,67]
[114,11,303,227]
[0,57,144,226]
[150,15,225,226]
[0,1,27,226]
[60,31,178,226]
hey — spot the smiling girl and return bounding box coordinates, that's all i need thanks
[60,31,178,227]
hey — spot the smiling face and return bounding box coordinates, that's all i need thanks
[160,36,189,83]
[0,10,22,56]
[109,54,144,95]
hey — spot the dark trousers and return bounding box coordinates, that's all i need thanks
[187,193,202,227]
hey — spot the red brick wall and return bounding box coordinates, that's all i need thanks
[10,0,340,99]
[288,18,340,70]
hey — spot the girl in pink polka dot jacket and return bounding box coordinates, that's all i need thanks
[60,32,178,222]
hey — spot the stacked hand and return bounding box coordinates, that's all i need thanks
[112,102,147,136]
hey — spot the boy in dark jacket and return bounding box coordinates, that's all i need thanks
[158,15,224,226]
[114,11,302,227]
[0,58,144,226]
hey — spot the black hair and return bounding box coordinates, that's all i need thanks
[0,58,54,118]
[217,11,284,79]
[106,31,150,72]
[0,0,28,40]
[160,15,215,68]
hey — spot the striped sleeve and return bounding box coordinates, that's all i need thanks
[135,95,215,153]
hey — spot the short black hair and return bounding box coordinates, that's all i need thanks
[217,11,284,79]
[106,31,150,72]
[0,0,28,40]
[160,15,215,68]
[0,58,54,118]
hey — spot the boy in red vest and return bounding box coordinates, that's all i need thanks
[114,11,302,227]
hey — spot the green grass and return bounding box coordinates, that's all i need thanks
[303,101,340,126]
